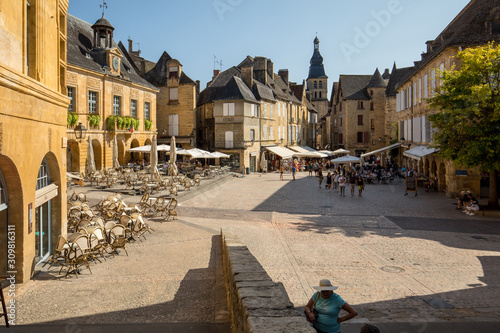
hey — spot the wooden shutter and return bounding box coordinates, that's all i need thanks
[364,132,369,144]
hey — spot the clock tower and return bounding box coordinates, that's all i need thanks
[91,14,122,75]
[306,36,328,118]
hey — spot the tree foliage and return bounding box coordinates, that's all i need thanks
[429,43,500,172]
[429,43,500,208]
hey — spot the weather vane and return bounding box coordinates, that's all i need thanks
[100,0,108,17]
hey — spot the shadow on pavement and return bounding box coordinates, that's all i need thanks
[7,235,230,332]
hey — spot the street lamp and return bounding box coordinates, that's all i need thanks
[74,122,87,141]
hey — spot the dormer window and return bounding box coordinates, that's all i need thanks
[168,66,178,78]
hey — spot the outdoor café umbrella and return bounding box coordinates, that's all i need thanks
[168,136,178,176]
[127,145,152,152]
[331,154,361,164]
[332,148,350,155]
[150,135,158,179]
[260,151,267,172]
[113,136,120,169]
[86,136,96,176]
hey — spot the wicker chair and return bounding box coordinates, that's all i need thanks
[166,198,178,221]
[109,224,129,256]
[66,235,93,278]
[42,235,70,273]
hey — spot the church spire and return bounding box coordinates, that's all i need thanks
[308,36,326,79]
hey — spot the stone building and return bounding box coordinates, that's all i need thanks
[0,0,69,282]
[306,37,329,148]
[145,51,198,149]
[197,56,315,173]
[65,14,158,173]
[330,69,389,157]
[393,0,500,197]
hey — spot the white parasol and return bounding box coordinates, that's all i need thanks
[150,135,158,179]
[168,136,178,176]
[86,136,96,176]
[113,136,120,169]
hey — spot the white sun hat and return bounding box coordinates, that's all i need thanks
[313,279,338,291]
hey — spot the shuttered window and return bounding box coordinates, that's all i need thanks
[263,125,268,140]
[223,103,235,116]
[424,74,428,98]
[169,88,178,102]
[168,114,179,136]
[225,131,233,148]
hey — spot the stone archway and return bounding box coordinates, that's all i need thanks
[431,160,437,179]
[439,162,446,192]
[35,152,63,271]
[0,156,22,277]
[67,139,80,173]
[92,139,103,170]
[128,139,140,163]
[424,159,430,177]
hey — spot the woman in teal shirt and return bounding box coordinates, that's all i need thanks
[305,279,358,333]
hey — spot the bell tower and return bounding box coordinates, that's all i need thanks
[306,36,328,118]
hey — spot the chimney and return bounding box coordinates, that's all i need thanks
[241,65,253,88]
[128,39,133,52]
[278,69,289,86]
[254,57,267,85]
[267,59,274,79]
[196,80,200,97]
[213,69,220,81]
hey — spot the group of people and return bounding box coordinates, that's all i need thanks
[317,168,365,197]
[305,279,380,333]
[457,190,480,215]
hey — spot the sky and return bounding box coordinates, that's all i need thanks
[68,0,472,90]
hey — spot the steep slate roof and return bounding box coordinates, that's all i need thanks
[338,75,372,100]
[308,37,327,79]
[213,76,259,103]
[329,82,339,107]
[399,0,500,86]
[144,51,196,87]
[198,56,302,107]
[386,64,414,96]
[66,14,155,89]
[366,68,387,88]
[253,80,276,102]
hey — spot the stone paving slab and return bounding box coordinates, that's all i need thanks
[178,171,500,330]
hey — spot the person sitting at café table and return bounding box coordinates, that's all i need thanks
[457,190,471,210]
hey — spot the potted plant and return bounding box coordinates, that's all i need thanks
[88,114,101,128]
[67,112,79,127]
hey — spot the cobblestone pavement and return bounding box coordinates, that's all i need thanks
[7,176,232,331]
[6,171,500,332]
[176,171,500,329]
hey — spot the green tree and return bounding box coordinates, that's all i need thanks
[429,43,500,209]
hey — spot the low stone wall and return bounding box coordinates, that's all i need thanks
[221,232,315,333]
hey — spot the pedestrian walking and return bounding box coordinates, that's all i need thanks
[308,162,313,177]
[349,171,357,196]
[318,168,324,188]
[292,164,296,180]
[314,162,319,176]
[280,165,284,181]
[326,172,332,191]
[338,173,346,196]
[304,279,358,333]
[357,175,364,196]
[333,171,340,192]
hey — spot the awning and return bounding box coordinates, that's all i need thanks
[289,146,327,158]
[403,146,439,160]
[264,146,295,159]
[319,150,334,157]
[331,155,361,164]
[360,143,401,158]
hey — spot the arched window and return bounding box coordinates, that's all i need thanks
[35,158,53,263]
[319,81,323,89]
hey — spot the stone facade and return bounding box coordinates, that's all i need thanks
[0,0,70,282]
[392,0,500,197]
[197,56,317,173]
[330,70,389,156]
[65,14,158,174]
[144,53,197,149]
